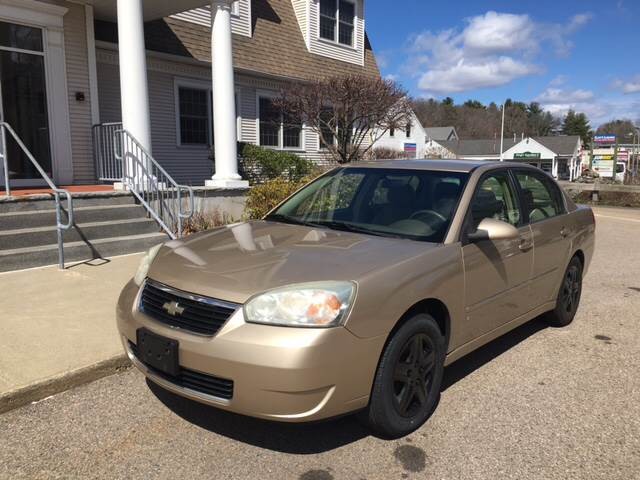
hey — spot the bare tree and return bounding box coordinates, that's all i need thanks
[276,74,412,163]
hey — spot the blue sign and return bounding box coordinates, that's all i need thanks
[404,143,417,152]
[594,135,616,144]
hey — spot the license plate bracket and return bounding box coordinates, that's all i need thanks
[136,328,179,377]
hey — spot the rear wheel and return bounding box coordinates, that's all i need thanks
[359,314,445,438]
[544,255,583,327]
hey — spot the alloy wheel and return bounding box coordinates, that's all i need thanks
[392,333,436,418]
[562,265,581,314]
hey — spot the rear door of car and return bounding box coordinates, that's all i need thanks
[460,168,534,345]
[512,169,572,308]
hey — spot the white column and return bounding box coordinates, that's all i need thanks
[116,0,152,154]
[205,0,248,188]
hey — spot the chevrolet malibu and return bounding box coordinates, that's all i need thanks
[117,160,595,438]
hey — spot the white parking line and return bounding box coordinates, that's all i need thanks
[594,213,640,223]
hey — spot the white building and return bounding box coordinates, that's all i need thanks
[0,0,379,190]
[375,114,459,159]
[374,110,427,158]
[430,136,583,180]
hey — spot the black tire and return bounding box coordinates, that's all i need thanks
[544,255,583,327]
[359,313,445,438]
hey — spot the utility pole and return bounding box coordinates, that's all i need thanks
[500,103,505,162]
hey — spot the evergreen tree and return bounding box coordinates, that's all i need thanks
[562,109,592,144]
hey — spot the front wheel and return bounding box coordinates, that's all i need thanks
[359,314,445,438]
[544,255,583,327]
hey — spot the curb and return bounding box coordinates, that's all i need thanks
[0,355,132,415]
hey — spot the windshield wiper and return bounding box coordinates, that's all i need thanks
[266,216,402,239]
[312,220,403,239]
[264,214,322,228]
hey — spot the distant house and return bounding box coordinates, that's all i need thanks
[428,136,583,180]
[0,0,379,190]
[373,110,428,158]
[424,126,458,142]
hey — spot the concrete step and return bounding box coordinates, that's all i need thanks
[0,204,148,230]
[0,193,136,214]
[0,218,160,250]
[0,232,168,272]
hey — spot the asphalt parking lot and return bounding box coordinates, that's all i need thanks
[1,206,639,480]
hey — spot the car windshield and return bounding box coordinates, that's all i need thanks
[266,167,469,242]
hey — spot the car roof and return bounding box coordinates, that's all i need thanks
[341,159,536,173]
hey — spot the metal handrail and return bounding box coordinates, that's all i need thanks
[114,128,194,239]
[0,122,74,269]
[93,122,124,182]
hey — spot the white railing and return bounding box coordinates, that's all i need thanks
[114,128,194,239]
[0,122,74,269]
[93,122,123,182]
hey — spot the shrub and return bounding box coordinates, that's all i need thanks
[365,147,412,160]
[210,143,314,184]
[179,209,233,236]
[241,144,314,181]
[244,175,316,220]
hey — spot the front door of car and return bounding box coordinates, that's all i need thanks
[513,170,572,307]
[460,170,534,345]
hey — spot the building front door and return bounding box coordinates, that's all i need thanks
[0,21,52,188]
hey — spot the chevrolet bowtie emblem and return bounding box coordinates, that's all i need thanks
[162,301,185,316]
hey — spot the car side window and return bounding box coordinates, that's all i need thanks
[469,172,521,230]
[514,171,562,223]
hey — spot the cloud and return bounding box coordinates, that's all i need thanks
[549,75,568,87]
[536,87,594,103]
[612,76,640,94]
[407,11,591,95]
[419,57,539,94]
[462,12,535,56]
[535,80,639,127]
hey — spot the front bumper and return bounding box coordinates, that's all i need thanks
[116,279,386,422]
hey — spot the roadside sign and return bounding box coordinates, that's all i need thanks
[513,151,541,159]
[594,135,616,144]
[404,143,417,157]
[592,155,614,177]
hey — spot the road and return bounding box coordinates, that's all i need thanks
[1,206,639,480]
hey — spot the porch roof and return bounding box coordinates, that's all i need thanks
[95,0,380,82]
[92,0,209,22]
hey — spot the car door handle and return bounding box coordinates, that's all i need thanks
[518,238,533,251]
[560,227,569,238]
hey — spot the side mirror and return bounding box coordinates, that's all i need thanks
[467,218,519,242]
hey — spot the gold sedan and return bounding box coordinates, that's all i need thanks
[117,160,595,438]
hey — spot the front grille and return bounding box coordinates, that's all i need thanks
[129,341,234,400]
[139,279,238,336]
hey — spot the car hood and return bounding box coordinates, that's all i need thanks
[147,220,438,304]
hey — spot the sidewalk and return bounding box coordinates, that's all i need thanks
[0,253,142,413]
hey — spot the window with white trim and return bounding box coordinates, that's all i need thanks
[178,87,211,145]
[258,97,302,149]
[319,0,355,46]
[177,82,240,146]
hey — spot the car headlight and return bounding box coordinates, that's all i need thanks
[133,244,163,287]
[244,281,356,328]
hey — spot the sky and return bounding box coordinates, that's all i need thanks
[366,0,640,127]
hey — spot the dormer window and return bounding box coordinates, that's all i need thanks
[319,0,355,46]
